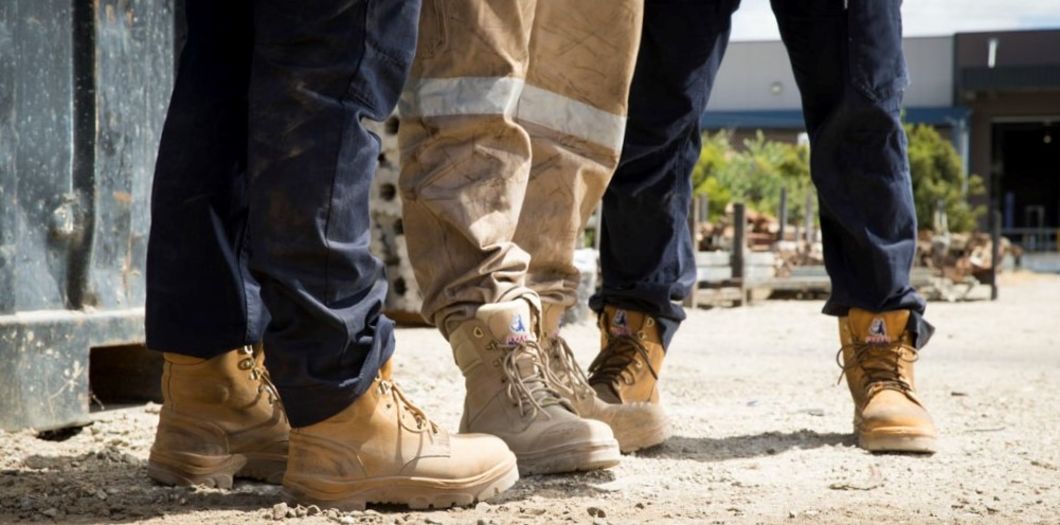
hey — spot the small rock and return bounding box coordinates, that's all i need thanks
[634,502,645,510]
[295,505,308,518]
[42,508,60,518]
[271,502,288,520]
[587,506,606,518]
[424,518,443,525]
[477,520,489,525]
[306,505,321,516]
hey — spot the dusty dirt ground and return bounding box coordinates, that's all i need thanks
[2,273,1058,525]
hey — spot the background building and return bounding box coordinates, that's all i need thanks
[702,29,1060,250]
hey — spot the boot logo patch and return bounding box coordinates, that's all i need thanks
[866,317,890,343]
[610,309,632,337]
[506,314,531,345]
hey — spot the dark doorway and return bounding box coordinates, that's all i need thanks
[993,120,1060,251]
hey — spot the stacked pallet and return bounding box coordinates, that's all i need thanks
[365,116,425,322]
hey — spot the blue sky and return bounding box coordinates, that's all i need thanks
[730,0,1060,41]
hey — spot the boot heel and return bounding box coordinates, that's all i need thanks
[147,451,247,489]
[239,453,288,484]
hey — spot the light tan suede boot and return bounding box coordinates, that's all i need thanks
[281,360,518,510]
[839,308,937,453]
[587,306,668,440]
[541,303,670,452]
[148,345,289,488]
[449,299,620,475]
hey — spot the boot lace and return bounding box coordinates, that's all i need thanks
[545,335,595,400]
[835,341,919,397]
[494,339,569,420]
[238,345,280,405]
[588,334,659,388]
[378,379,440,434]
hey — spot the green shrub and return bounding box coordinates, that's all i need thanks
[904,123,985,233]
[690,125,983,233]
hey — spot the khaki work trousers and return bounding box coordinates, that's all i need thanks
[398,0,643,336]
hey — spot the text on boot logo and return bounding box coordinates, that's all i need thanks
[507,314,531,345]
[610,309,632,337]
[867,317,890,343]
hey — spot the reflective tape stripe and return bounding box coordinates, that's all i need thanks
[399,76,523,118]
[515,84,626,152]
[401,76,626,151]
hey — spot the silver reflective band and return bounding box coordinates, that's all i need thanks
[515,84,626,152]
[400,76,626,151]
[399,76,524,118]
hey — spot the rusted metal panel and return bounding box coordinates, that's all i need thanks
[0,0,176,431]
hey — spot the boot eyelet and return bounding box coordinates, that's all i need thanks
[637,331,646,340]
[646,318,655,327]
[239,359,254,370]
[473,327,485,338]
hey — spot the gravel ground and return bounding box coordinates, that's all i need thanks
[2,273,1058,525]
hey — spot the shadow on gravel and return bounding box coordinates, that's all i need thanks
[498,467,618,502]
[1,452,279,524]
[639,430,855,462]
[2,451,617,521]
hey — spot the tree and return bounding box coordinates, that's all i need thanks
[904,123,984,233]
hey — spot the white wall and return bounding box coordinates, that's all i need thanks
[706,36,954,111]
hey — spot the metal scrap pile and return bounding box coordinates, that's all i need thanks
[917,230,1019,283]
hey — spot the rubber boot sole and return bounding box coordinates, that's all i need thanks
[280,456,519,511]
[858,428,937,454]
[148,450,287,488]
[516,439,621,475]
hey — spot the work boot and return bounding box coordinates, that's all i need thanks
[282,360,518,510]
[541,303,669,452]
[838,308,937,453]
[587,306,669,443]
[148,345,289,488]
[449,299,620,475]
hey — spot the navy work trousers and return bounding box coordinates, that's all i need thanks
[590,0,934,348]
[146,0,421,427]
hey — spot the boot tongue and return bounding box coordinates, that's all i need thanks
[541,304,564,340]
[847,308,910,344]
[475,300,536,347]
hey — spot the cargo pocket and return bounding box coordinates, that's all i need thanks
[847,0,908,104]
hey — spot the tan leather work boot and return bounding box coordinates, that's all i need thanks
[587,306,668,441]
[839,308,937,453]
[541,303,669,452]
[449,299,620,475]
[282,360,518,510]
[148,345,289,488]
